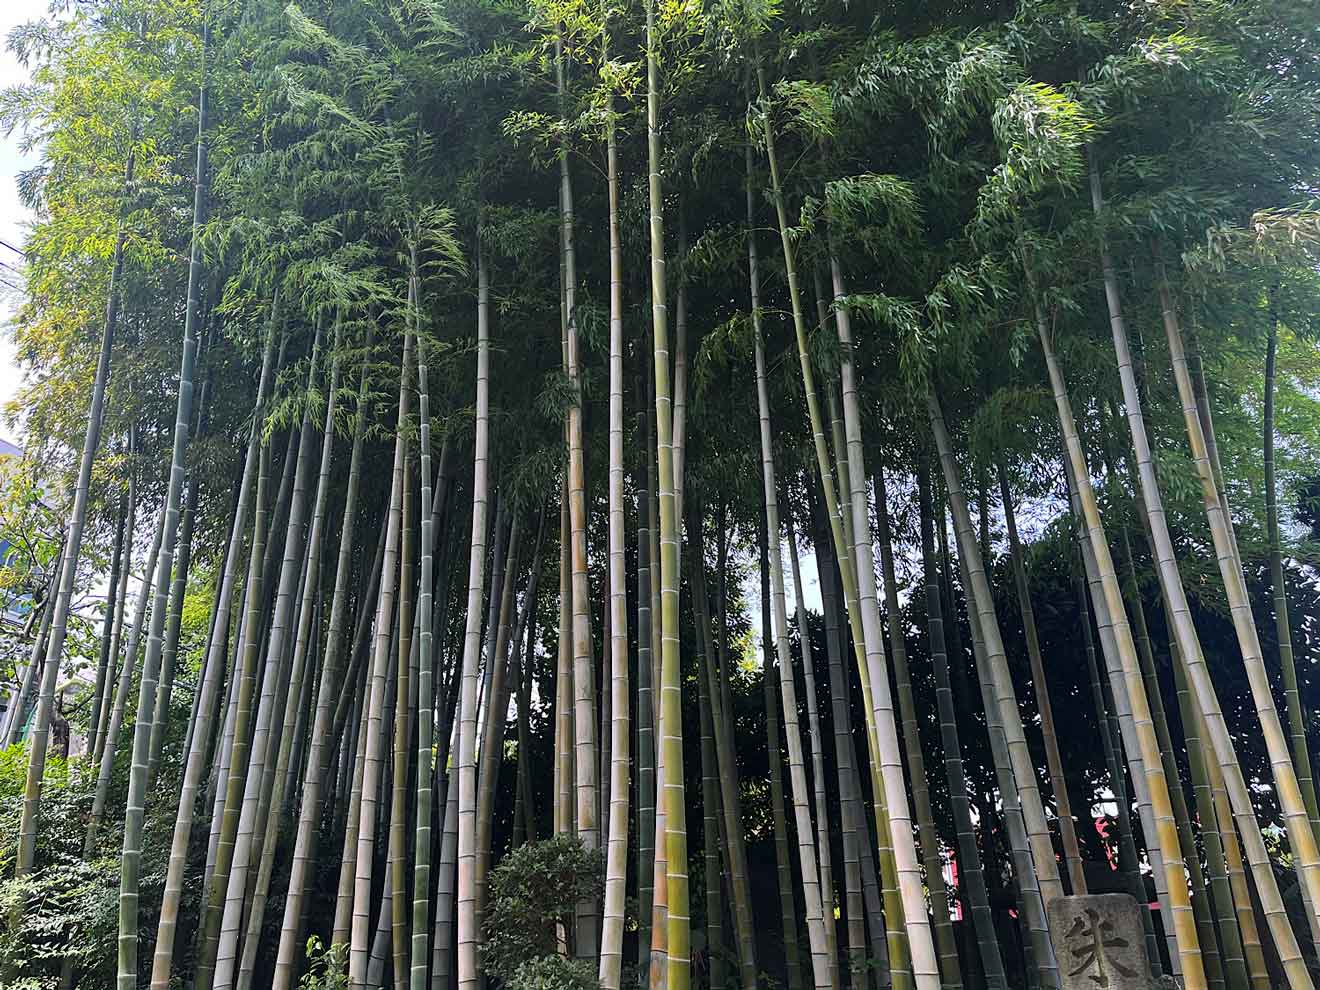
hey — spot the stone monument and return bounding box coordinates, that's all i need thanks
[1047,893,1155,990]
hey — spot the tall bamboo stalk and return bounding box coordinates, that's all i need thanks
[873,468,961,987]
[759,515,804,990]
[1038,307,1207,988]
[752,283,831,990]
[434,727,462,990]
[3,552,53,746]
[512,592,538,847]
[1073,154,1312,974]
[927,391,1064,908]
[1263,298,1319,836]
[692,518,757,990]
[284,583,319,804]
[456,241,493,990]
[786,503,840,988]
[1129,461,1249,990]
[995,463,1086,895]
[8,553,59,749]
[917,464,1007,989]
[695,606,725,990]
[84,504,124,756]
[672,218,688,529]
[1157,270,1320,943]
[810,496,875,989]
[391,447,417,990]
[118,38,213,987]
[199,523,243,883]
[1053,198,1312,980]
[557,34,600,959]
[95,537,135,757]
[636,394,656,965]
[116,36,207,976]
[555,497,573,840]
[349,327,411,985]
[952,509,1057,990]
[85,505,165,855]
[1102,452,1225,989]
[145,471,200,786]
[236,332,344,990]
[646,357,662,761]
[927,391,1060,990]
[412,273,438,990]
[765,102,917,986]
[649,709,670,990]
[1166,635,1248,990]
[645,4,688,983]
[18,139,137,878]
[1071,568,1162,969]
[271,327,372,990]
[600,595,612,848]
[826,257,924,987]
[193,375,277,990]
[646,493,667,986]
[334,633,376,945]
[149,329,213,783]
[1063,453,1178,976]
[1206,746,1271,990]
[475,515,522,926]
[213,327,323,990]
[599,34,630,975]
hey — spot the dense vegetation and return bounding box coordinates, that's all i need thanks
[0,0,1317,988]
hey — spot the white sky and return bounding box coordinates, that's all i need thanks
[0,1,45,447]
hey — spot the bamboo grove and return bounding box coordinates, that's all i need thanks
[0,0,1319,988]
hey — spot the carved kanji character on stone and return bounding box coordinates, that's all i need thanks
[1064,908,1138,987]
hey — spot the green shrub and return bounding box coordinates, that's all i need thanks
[509,954,599,990]
[0,854,119,986]
[483,834,604,990]
[0,742,124,987]
[298,936,349,990]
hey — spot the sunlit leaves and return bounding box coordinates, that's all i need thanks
[1196,205,1320,273]
[938,41,1013,134]
[747,75,834,167]
[705,0,781,54]
[975,82,1093,226]
[801,173,921,246]
[1087,31,1240,111]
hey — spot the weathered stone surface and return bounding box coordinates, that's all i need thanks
[1047,893,1153,990]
